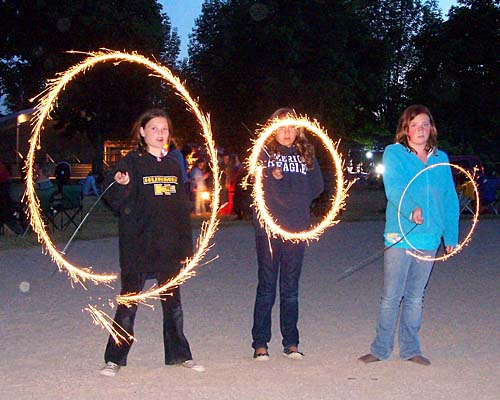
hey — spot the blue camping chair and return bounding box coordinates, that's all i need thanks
[478,176,499,214]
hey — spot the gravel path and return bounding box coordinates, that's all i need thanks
[1,218,499,399]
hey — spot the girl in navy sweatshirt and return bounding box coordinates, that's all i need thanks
[251,108,324,360]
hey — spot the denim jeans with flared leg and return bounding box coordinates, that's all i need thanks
[370,246,436,360]
[252,234,305,350]
[104,272,192,366]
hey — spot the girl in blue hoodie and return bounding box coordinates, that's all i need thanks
[359,105,459,366]
[251,108,324,361]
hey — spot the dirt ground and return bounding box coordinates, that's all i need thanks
[1,217,499,400]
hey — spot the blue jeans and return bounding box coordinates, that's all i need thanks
[252,234,305,350]
[370,247,436,360]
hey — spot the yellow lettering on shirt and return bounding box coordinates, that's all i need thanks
[154,183,177,196]
[143,176,178,184]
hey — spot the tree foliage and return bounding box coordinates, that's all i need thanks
[0,0,179,109]
[187,0,447,153]
[0,0,182,170]
[407,0,500,164]
[2,0,498,165]
[186,0,499,163]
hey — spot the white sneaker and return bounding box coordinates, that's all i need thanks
[253,350,270,361]
[182,359,205,372]
[282,349,304,360]
[99,361,120,377]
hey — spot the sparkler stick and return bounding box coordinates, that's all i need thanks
[247,115,351,243]
[337,225,418,281]
[60,181,116,255]
[241,122,270,157]
[25,50,220,300]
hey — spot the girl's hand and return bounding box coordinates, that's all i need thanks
[271,167,283,180]
[114,171,130,185]
[411,207,424,224]
[445,245,455,254]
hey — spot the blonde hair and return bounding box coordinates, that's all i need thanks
[394,104,438,153]
[266,107,315,169]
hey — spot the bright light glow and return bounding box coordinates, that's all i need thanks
[26,50,220,307]
[201,191,211,201]
[17,113,30,124]
[365,151,373,159]
[375,163,385,175]
[247,115,350,242]
[397,162,479,262]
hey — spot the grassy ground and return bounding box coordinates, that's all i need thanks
[2,182,494,252]
[11,180,484,251]
[0,183,388,252]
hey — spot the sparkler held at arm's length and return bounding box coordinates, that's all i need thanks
[357,105,462,366]
[60,181,116,256]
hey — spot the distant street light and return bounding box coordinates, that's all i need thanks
[16,112,30,164]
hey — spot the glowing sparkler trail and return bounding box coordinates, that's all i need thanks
[247,116,349,243]
[398,162,479,262]
[26,50,220,298]
[85,305,135,345]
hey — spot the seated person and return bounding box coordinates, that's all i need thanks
[54,160,71,193]
[80,171,100,196]
[0,161,24,235]
[35,163,54,190]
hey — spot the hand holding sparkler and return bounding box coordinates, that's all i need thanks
[445,245,455,254]
[271,167,283,180]
[114,171,130,185]
[411,207,424,224]
[25,49,220,340]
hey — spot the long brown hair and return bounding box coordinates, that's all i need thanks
[394,104,438,154]
[131,109,173,155]
[265,107,315,169]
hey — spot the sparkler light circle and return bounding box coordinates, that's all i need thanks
[248,116,347,242]
[26,50,220,301]
[397,162,479,262]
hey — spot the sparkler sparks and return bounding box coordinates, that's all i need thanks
[247,116,349,242]
[85,305,135,345]
[398,163,479,262]
[25,50,220,307]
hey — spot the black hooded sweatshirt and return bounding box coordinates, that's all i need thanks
[105,150,193,275]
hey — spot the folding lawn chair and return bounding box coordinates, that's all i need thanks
[478,176,499,215]
[457,181,475,215]
[36,186,59,230]
[52,184,83,230]
[20,186,58,236]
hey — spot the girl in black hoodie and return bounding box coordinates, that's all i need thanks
[99,109,204,376]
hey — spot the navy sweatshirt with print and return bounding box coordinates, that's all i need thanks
[254,144,324,235]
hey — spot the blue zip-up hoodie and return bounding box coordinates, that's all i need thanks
[383,143,459,250]
[254,144,324,235]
